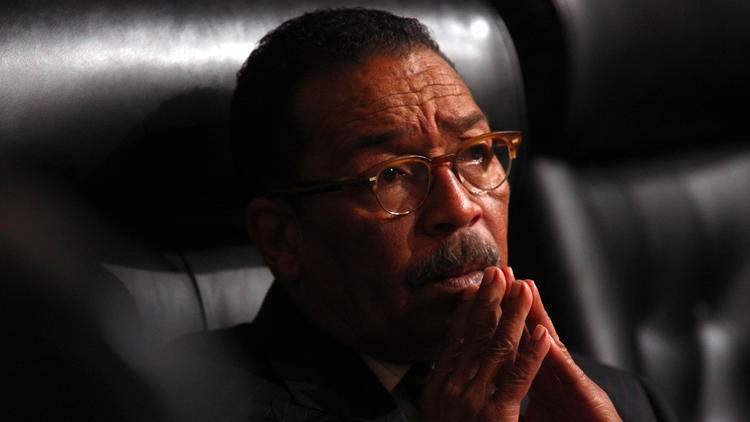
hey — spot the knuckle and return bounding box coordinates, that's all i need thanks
[466,324,498,348]
[509,361,533,381]
[467,306,501,330]
[487,336,517,361]
[483,297,503,314]
[441,381,493,419]
[521,341,545,362]
[467,314,495,330]
[499,307,526,328]
[476,296,502,315]
[504,297,529,318]
[468,330,495,350]
[495,372,529,401]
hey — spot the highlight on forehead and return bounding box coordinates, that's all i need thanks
[323,49,469,123]
[294,48,487,167]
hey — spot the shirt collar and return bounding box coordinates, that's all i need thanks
[361,354,412,392]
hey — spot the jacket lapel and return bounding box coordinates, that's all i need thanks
[255,283,404,421]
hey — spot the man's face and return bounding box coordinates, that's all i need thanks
[289,48,510,362]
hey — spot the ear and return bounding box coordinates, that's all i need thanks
[245,197,302,282]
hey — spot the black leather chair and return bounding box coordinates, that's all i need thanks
[1,1,525,415]
[2,0,525,345]
[497,1,750,421]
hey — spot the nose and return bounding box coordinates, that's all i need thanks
[419,164,483,236]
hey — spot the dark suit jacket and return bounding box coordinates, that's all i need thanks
[166,283,678,421]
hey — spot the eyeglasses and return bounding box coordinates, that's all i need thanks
[274,131,521,215]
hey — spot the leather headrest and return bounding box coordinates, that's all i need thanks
[501,0,750,159]
[1,0,525,247]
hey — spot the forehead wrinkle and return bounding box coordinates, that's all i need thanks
[323,57,468,130]
[335,107,422,152]
[405,66,467,106]
[298,50,478,173]
[348,82,468,114]
[345,89,469,125]
[347,60,465,107]
[337,78,472,133]
[331,89,477,158]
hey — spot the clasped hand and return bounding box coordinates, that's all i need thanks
[419,267,622,422]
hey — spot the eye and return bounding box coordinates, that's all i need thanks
[379,166,411,185]
[461,142,492,164]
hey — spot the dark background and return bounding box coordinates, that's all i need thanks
[2,1,749,420]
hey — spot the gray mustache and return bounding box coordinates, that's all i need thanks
[406,233,500,288]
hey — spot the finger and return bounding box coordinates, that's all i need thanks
[499,324,551,397]
[524,282,600,406]
[501,268,537,341]
[500,266,515,298]
[472,278,532,387]
[528,340,619,420]
[542,340,583,381]
[502,268,533,343]
[519,279,621,420]
[529,339,576,398]
[422,269,497,419]
[431,284,480,382]
[504,272,560,343]
[448,267,505,384]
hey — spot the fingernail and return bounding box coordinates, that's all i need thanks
[509,280,522,299]
[508,266,515,280]
[532,324,546,342]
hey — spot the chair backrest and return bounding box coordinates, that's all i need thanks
[497,1,750,421]
[1,0,525,344]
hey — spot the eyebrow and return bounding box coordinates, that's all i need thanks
[343,111,489,157]
[349,129,406,152]
[438,111,489,134]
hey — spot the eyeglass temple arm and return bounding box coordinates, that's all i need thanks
[501,132,522,160]
[271,175,364,196]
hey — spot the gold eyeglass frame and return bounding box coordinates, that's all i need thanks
[273,131,522,215]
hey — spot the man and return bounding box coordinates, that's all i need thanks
[174,8,675,421]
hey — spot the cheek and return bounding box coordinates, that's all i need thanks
[297,205,418,340]
[340,215,413,284]
[484,183,509,218]
[481,189,510,255]
[299,202,414,292]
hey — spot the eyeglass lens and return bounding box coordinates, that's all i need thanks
[376,161,431,214]
[456,140,510,194]
[374,138,510,214]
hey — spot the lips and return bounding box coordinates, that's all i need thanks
[404,233,500,288]
[428,266,485,290]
